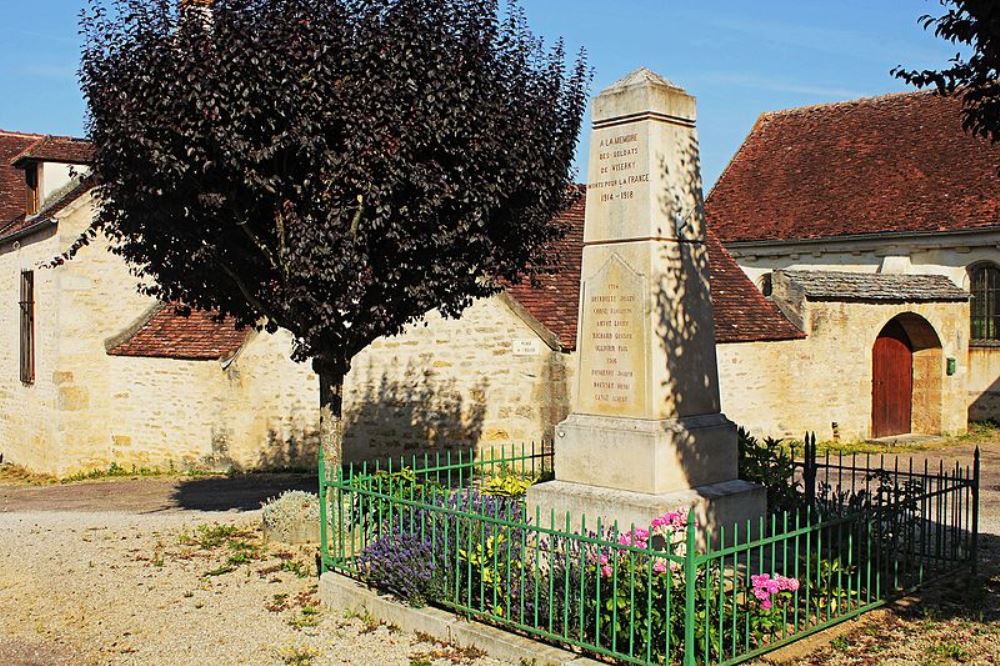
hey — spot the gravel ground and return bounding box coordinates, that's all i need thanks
[2,440,997,666]
[0,507,505,666]
[760,440,1000,665]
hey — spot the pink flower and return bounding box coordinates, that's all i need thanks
[761,598,772,610]
[601,564,613,578]
[653,559,668,575]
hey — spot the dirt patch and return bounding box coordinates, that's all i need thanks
[0,511,504,665]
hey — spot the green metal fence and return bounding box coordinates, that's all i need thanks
[319,440,980,665]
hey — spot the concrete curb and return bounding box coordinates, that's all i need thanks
[320,571,603,665]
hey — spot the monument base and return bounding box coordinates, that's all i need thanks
[526,478,766,550]
[554,412,738,495]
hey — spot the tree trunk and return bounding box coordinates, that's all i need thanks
[313,356,347,477]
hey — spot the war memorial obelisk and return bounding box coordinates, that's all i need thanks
[527,69,765,537]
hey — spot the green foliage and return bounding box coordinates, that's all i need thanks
[481,470,534,498]
[737,427,801,512]
[350,467,445,529]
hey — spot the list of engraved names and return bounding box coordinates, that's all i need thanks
[590,131,650,204]
[581,258,645,415]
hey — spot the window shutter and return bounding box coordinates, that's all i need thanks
[19,271,34,384]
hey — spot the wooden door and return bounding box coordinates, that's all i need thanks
[872,320,913,438]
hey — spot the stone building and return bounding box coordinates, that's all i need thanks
[707,90,997,438]
[0,126,803,475]
[1,89,991,474]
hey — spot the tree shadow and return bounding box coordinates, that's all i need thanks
[167,471,316,512]
[342,358,488,464]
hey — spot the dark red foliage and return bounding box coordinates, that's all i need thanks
[893,0,1000,143]
[78,0,589,375]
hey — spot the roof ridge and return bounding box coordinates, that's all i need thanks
[705,112,769,204]
[0,129,45,139]
[2,130,87,141]
[760,89,938,120]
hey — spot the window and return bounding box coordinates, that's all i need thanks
[969,263,1000,341]
[19,271,34,384]
[24,164,40,216]
[757,273,773,298]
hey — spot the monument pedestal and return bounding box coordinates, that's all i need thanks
[552,413,738,494]
[526,478,764,549]
[533,68,767,548]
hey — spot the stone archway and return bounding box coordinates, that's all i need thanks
[871,313,944,438]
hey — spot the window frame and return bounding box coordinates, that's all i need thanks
[19,270,35,384]
[24,164,40,216]
[968,262,1000,344]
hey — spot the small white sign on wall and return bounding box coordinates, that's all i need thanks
[512,338,540,357]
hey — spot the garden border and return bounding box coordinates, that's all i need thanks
[319,570,603,665]
[319,441,980,665]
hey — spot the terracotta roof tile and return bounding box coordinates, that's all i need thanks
[11,135,94,166]
[506,193,804,349]
[107,304,249,360]
[0,130,43,229]
[0,176,94,241]
[706,91,1000,243]
[705,230,806,342]
[505,193,585,349]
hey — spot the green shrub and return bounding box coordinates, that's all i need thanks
[737,427,801,513]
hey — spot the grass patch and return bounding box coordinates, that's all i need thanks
[178,523,241,549]
[287,605,322,630]
[779,420,1000,457]
[278,646,319,666]
[344,607,382,634]
[0,464,58,486]
[928,640,971,662]
[203,564,237,577]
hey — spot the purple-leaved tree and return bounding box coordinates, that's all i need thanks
[75,0,589,468]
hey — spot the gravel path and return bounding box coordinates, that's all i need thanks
[0,485,505,666]
[2,440,997,666]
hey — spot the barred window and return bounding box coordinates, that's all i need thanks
[19,270,34,384]
[969,263,1000,342]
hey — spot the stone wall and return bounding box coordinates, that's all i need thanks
[715,298,968,442]
[0,225,61,472]
[0,191,568,475]
[0,193,323,475]
[729,235,1000,421]
[968,346,1000,422]
[342,298,570,462]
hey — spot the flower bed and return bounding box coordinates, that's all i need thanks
[319,443,979,665]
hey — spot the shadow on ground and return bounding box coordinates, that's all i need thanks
[168,473,316,512]
[0,473,316,514]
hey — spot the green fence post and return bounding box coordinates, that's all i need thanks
[318,444,328,574]
[684,507,697,666]
[972,446,980,576]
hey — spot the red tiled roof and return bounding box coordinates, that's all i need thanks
[704,230,805,343]
[0,176,94,241]
[0,130,43,230]
[706,91,1000,243]
[506,193,804,349]
[107,304,249,360]
[11,135,94,166]
[505,193,585,349]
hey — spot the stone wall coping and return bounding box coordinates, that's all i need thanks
[319,571,602,666]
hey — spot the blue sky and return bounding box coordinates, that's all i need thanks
[0,1,962,187]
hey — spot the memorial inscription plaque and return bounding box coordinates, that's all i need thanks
[576,254,647,417]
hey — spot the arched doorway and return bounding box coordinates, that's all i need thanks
[871,314,943,438]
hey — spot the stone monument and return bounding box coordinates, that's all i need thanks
[527,68,765,538]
